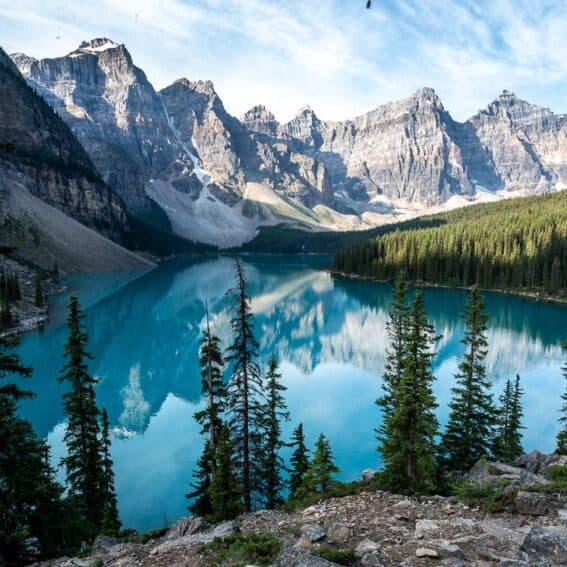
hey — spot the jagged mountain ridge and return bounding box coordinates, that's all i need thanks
[0,46,152,271]
[11,38,567,246]
[0,46,126,237]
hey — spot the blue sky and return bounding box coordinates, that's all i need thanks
[1,0,565,122]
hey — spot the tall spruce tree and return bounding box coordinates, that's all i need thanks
[493,375,524,461]
[99,409,121,536]
[379,289,439,494]
[289,423,309,498]
[58,295,104,530]
[377,273,408,455]
[259,354,290,508]
[442,287,496,470]
[208,423,242,522]
[557,343,567,455]
[225,258,264,512]
[297,433,339,498]
[187,307,226,516]
[0,335,66,564]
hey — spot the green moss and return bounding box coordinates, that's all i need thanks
[451,480,517,512]
[314,548,358,565]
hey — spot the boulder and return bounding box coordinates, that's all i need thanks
[356,539,380,556]
[362,469,376,481]
[361,552,387,566]
[300,524,326,543]
[275,545,340,566]
[92,535,118,554]
[515,491,551,515]
[514,451,567,475]
[513,451,548,474]
[520,525,567,564]
[164,516,208,540]
[466,459,549,488]
[415,547,440,558]
[326,522,351,542]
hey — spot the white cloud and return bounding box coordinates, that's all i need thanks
[0,0,565,122]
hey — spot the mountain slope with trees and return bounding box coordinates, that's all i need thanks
[331,190,567,298]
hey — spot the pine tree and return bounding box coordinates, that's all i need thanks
[100,409,121,536]
[493,375,524,461]
[225,258,264,512]
[297,433,339,498]
[258,354,290,509]
[0,335,66,564]
[58,295,104,531]
[289,423,309,498]
[34,272,43,308]
[442,287,496,471]
[377,272,408,456]
[208,424,242,522]
[557,344,567,455]
[187,307,226,517]
[379,289,439,494]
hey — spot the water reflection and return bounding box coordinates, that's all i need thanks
[15,255,567,530]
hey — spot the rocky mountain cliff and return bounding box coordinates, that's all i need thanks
[0,47,153,272]
[10,39,567,246]
[0,46,126,238]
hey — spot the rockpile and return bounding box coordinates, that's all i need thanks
[31,476,567,566]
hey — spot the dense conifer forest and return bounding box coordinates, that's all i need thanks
[331,191,567,297]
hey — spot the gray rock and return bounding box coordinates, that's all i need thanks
[356,539,381,556]
[92,535,118,554]
[164,516,208,540]
[361,552,387,566]
[520,524,567,564]
[466,459,549,488]
[415,547,440,558]
[301,524,326,543]
[326,522,351,542]
[275,545,340,566]
[210,520,240,538]
[362,469,376,481]
[515,491,552,515]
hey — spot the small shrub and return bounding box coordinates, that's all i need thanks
[314,547,358,565]
[451,480,516,512]
[198,532,282,566]
[532,465,567,495]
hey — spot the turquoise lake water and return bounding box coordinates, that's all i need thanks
[14,254,567,531]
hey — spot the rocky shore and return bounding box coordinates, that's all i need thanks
[31,452,567,567]
[0,254,64,336]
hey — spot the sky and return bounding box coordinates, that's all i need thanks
[0,0,565,122]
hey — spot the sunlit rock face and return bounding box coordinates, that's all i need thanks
[11,39,195,212]
[12,40,567,245]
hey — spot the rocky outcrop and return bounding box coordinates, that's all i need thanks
[32,489,567,566]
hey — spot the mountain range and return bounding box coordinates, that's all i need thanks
[3,37,567,253]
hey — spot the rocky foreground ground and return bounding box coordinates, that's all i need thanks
[32,452,567,567]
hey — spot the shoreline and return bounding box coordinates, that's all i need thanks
[329,270,567,306]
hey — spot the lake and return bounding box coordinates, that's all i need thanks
[15,254,567,531]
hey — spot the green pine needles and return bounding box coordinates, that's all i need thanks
[442,287,496,471]
[493,375,524,461]
[58,295,120,535]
